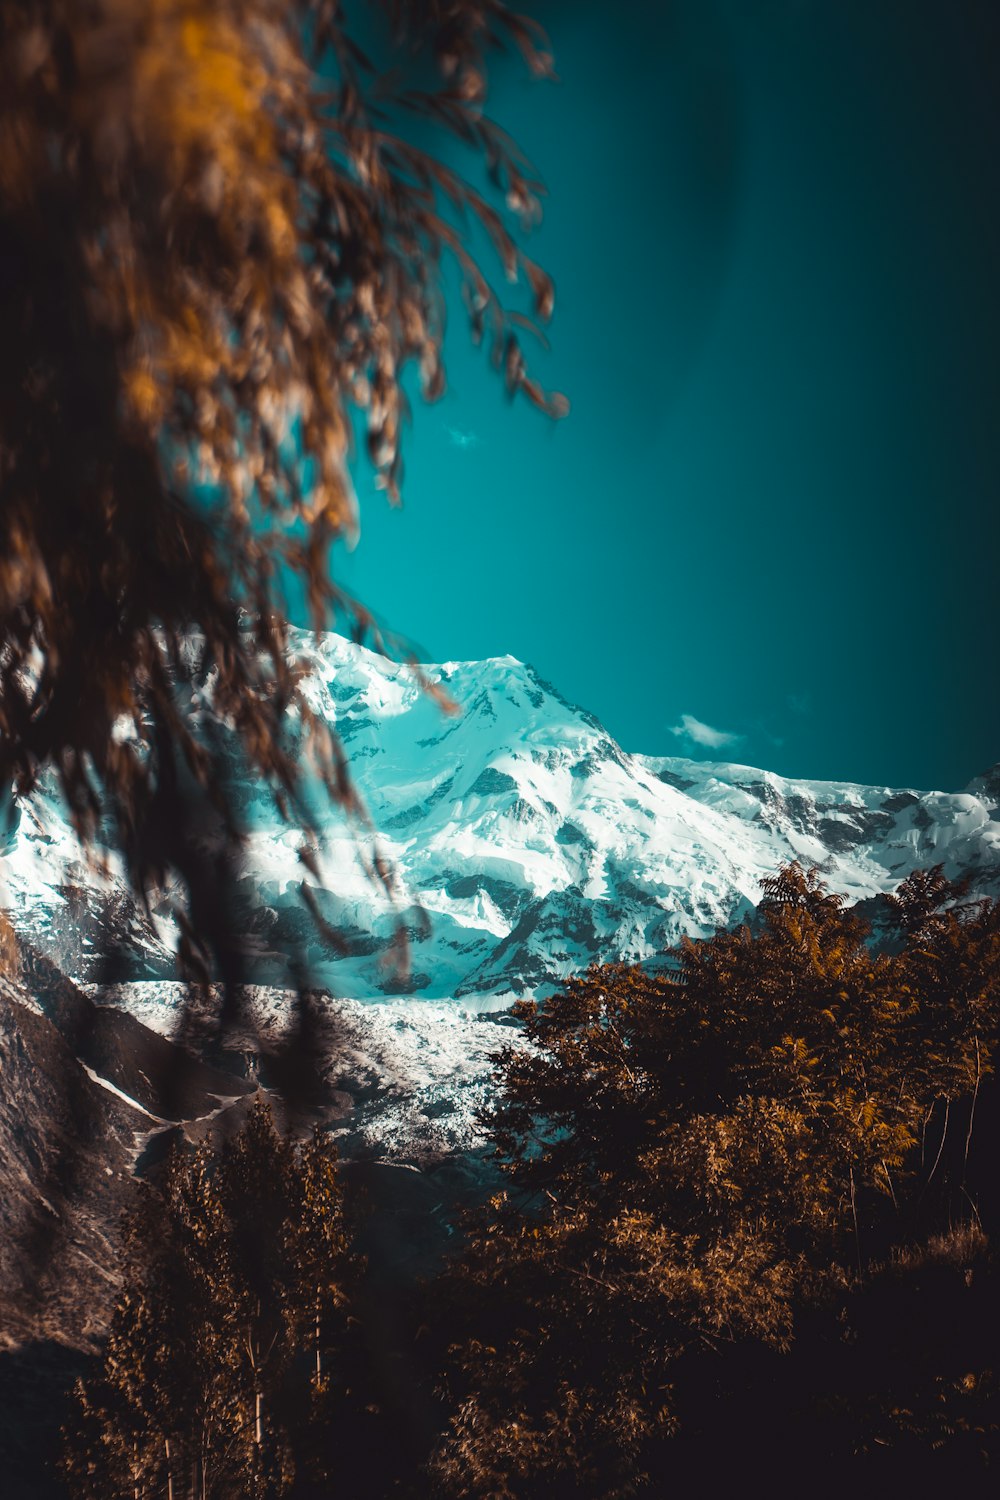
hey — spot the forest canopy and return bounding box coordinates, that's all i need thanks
[433,864,1000,1496]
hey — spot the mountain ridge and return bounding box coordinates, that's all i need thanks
[1,626,998,1003]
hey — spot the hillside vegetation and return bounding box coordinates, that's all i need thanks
[59,864,1000,1497]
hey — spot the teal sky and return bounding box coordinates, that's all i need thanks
[333,0,999,792]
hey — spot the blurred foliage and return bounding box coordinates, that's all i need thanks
[432,863,1000,1497]
[0,0,563,972]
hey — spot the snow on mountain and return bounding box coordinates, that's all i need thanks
[2,626,999,1008]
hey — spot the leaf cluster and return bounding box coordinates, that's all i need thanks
[0,0,564,964]
[434,864,1000,1496]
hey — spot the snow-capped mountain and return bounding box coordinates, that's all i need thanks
[2,630,999,1358]
[2,627,999,1004]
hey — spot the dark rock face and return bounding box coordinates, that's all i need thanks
[0,947,503,1355]
[655,768,697,792]
[18,947,255,1122]
[444,873,528,921]
[468,767,518,797]
[816,810,895,852]
[881,792,920,814]
[0,977,139,1351]
[0,947,261,1352]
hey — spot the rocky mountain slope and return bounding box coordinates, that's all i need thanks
[0,943,501,1340]
[0,946,259,1350]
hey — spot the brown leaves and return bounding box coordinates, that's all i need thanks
[0,0,564,967]
[63,1100,354,1498]
[435,866,1000,1494]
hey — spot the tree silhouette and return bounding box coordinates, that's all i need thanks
[433,864,1000,1497]
[63,1101,354,1499]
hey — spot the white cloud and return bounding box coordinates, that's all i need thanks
[447,425,481,450]
[669,713,742,751]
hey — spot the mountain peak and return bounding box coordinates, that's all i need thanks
[3,629,998,1003]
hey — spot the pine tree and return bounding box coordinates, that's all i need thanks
[63,1099,354,1499]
